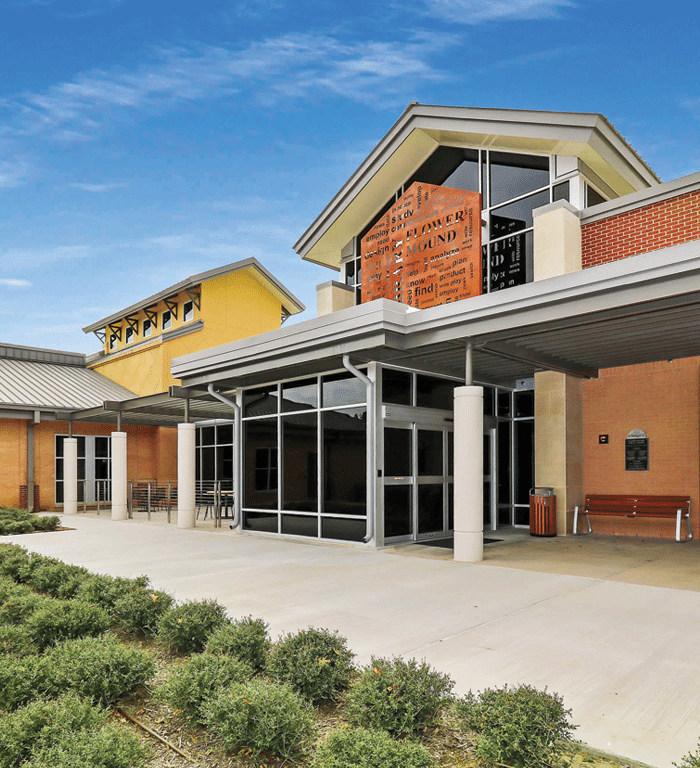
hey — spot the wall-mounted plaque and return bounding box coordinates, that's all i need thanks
[625,429,649,471]
[361,182,481,309]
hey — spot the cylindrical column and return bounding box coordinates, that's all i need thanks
[111,431,128,520]
[63,437,78,515]
[177,423,196,529]
[453,386,484,562]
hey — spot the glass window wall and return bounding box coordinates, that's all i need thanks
[242,371,368,542]
[344,145,585,302]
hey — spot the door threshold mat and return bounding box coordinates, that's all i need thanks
[419,537,504,549]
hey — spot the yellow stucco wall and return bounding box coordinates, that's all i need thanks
[88,268,284,395]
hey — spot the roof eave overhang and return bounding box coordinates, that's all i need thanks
[172,240,700,390]
[294,104,660,270]
[171,300,413,387]
[82,258,305,334]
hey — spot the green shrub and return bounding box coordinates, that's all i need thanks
[0,542,25,561]
[0,509,60,536]
[0,589,49,625]
[25,560,90,599]
[159,652,253,722]
[22,727,145,768]
[26,599,111,650]
[267,627,355,703]
[15,553,54,584]
[0,654,52,710]
[0,548,33,580]
[1,520,34,534]
[203,678,315,761]
[76,573,150,614]
[310,726,433,768]
[47,634,155,706]
[675,741,700,768]
[0,624,38,655]
[34,515,61,533]
[0,574,20,601]
[112,587,173,635]
[346,657,454,737]
[157,599,229,654]
[0,694,106,767]
[456,684,576,768]
[205,616,270,670]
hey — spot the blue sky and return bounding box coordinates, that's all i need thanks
[1,0,698,353]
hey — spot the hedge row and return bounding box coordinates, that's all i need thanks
[0,508,60,536]
[0,542,579,768]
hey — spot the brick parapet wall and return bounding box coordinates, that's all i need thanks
[581,189,700,268]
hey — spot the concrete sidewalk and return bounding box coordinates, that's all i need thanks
[8,515,700,768]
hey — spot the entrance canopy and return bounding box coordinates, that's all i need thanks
[169,239,700,392]
[60,387,236,427]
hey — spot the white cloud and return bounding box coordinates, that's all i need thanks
[0,158,30,188]
[66,181,129,192]
[421,0,575,23]
[206,196,273,213]
[476,45,585,73]
[0,278,31,287]
[1,32,449,147]
[22,323,82,337]
[0,244,93,271]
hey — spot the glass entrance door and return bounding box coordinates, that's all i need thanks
[483,427,497,531]
[55,435,112,506]
[383,421,452,542]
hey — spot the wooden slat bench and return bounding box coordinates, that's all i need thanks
[574,494,692,542]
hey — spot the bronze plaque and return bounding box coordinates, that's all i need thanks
[361,182,481,309]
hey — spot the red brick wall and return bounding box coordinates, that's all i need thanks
[581,357,700,538]
[18,485,40,511]
[0,420,169,510]
[581,189,700,268]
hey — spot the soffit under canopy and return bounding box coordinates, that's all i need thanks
[171,239,700,392]
[294,104,660,270]
[60,387,237,428]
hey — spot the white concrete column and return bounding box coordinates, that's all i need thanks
[177,423,196,529]
[111,431,128,521]
[453,386,484,562]
[63,437,78,515]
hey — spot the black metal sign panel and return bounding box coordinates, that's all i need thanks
[625,438,649,471]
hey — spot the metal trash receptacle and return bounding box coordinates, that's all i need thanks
[529,487,557,537]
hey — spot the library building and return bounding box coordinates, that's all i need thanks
[4,104,700,562]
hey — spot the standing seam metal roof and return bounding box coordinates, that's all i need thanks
[0,358,136,410]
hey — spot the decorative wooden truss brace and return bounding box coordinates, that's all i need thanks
[164,297,178,319]
[107,323,123,341]
[144,306,158,329]
[125,314,139,333]
[93,329,106,344]
[185,286,201,310]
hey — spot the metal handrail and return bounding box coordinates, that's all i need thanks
[77,479,112,514]
[128,480,177,522]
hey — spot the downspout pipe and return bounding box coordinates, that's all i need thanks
[342,355,375,544]
[207,384,240,528]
